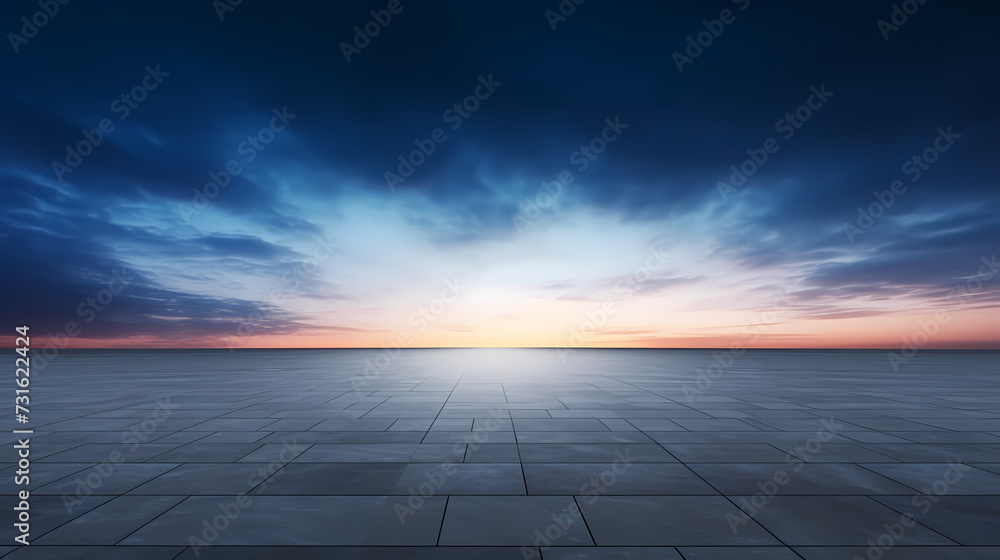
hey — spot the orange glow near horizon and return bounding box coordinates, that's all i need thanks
[5,307,998,350]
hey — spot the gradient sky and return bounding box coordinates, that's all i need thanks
[1,0,998,349]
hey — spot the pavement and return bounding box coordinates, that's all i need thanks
[2,348,998,559]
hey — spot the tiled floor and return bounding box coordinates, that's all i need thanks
[1,348,998,558]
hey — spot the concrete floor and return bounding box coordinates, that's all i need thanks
[2,348,999,558]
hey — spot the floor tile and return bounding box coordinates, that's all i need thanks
[873,495,1000,545]
[578,495,779,546]
[422,432,516,444]
[523,463,716,495]
[514,432,654,444]
[662,443,789,463]
[677,547,802,559]
[794,546,1000,559]
[2,547,183,559]
[294,444,418,462]
[859,463,1000,495]
[127,463,281,495]
[122,495,447,545]
[743,495,957,546]
[393,463,525,495]
[150,443,262,462]
[439,496,593,546]
[409,444,467,463]
[310,419,398,431]
[172,547,531,559]
[513,419,610,432]
[543,547,684,559]
[0,495,113,543]
[688,463,914,495]
[670,419,761,432]
[257,463,406,494]
[388,418,435,431]
[464,443,520,462]
[34,463,181,495]
[35,495,185,544]
[518,444,675,463]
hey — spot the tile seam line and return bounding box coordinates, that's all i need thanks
[649,435,807,559]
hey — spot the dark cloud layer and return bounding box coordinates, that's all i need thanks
[1,0,998,344]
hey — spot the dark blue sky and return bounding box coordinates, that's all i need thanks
[2,0,998,348]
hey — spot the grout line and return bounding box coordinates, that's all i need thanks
[572,495,598,547]
[114,494,193,545]
[435,495,450,546]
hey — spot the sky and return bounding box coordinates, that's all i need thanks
[1,0,998,349]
